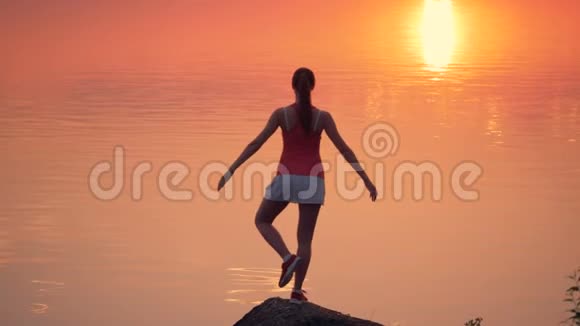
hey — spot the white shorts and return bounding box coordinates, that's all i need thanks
[264,174,325,205]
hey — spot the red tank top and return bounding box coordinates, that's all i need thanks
[277,105,324,178]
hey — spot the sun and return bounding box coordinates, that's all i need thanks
[420,0,456,71]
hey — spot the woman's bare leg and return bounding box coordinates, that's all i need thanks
[255,199,291,259]
[293,203,321,291]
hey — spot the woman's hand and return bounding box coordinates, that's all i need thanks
[217,170,233,191]
[365,179,377,202]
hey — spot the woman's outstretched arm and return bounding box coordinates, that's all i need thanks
[322,111,377,201]
[218,108,281,190]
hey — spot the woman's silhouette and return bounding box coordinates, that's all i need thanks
[218,67,377,303]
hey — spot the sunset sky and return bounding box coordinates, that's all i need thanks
[2,0,579,78]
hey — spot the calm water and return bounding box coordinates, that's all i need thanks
[1,1,579,325]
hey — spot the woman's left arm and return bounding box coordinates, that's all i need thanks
[218,109,281,190]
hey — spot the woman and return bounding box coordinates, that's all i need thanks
[217,67,377,303]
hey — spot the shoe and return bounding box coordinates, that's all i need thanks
[278,255,301,288]
[290,289,308,304]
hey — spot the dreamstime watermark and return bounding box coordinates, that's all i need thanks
[88,122,483,202]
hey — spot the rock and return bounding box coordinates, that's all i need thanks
[234,297,383,326]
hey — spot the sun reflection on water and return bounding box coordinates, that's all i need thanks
[30,280,65,315]
[225,267,294,305]
[421,0,456,71]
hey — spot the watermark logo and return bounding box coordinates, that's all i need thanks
[362,122,400,159]
[88,122,483,202]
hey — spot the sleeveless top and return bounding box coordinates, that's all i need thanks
[276,104,324,179]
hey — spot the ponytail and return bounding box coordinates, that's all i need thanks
[292,67,316,134]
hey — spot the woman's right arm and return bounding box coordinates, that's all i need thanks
[217,108,281,191]
[322,111,377,201]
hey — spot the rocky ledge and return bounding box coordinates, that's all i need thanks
[234,297,383,326]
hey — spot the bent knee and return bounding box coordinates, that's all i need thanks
[254,217,270,229]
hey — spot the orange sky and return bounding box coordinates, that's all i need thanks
[1,0,579,80]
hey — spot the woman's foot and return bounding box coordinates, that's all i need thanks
[278,254,301,287]
[290,289,308,304]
